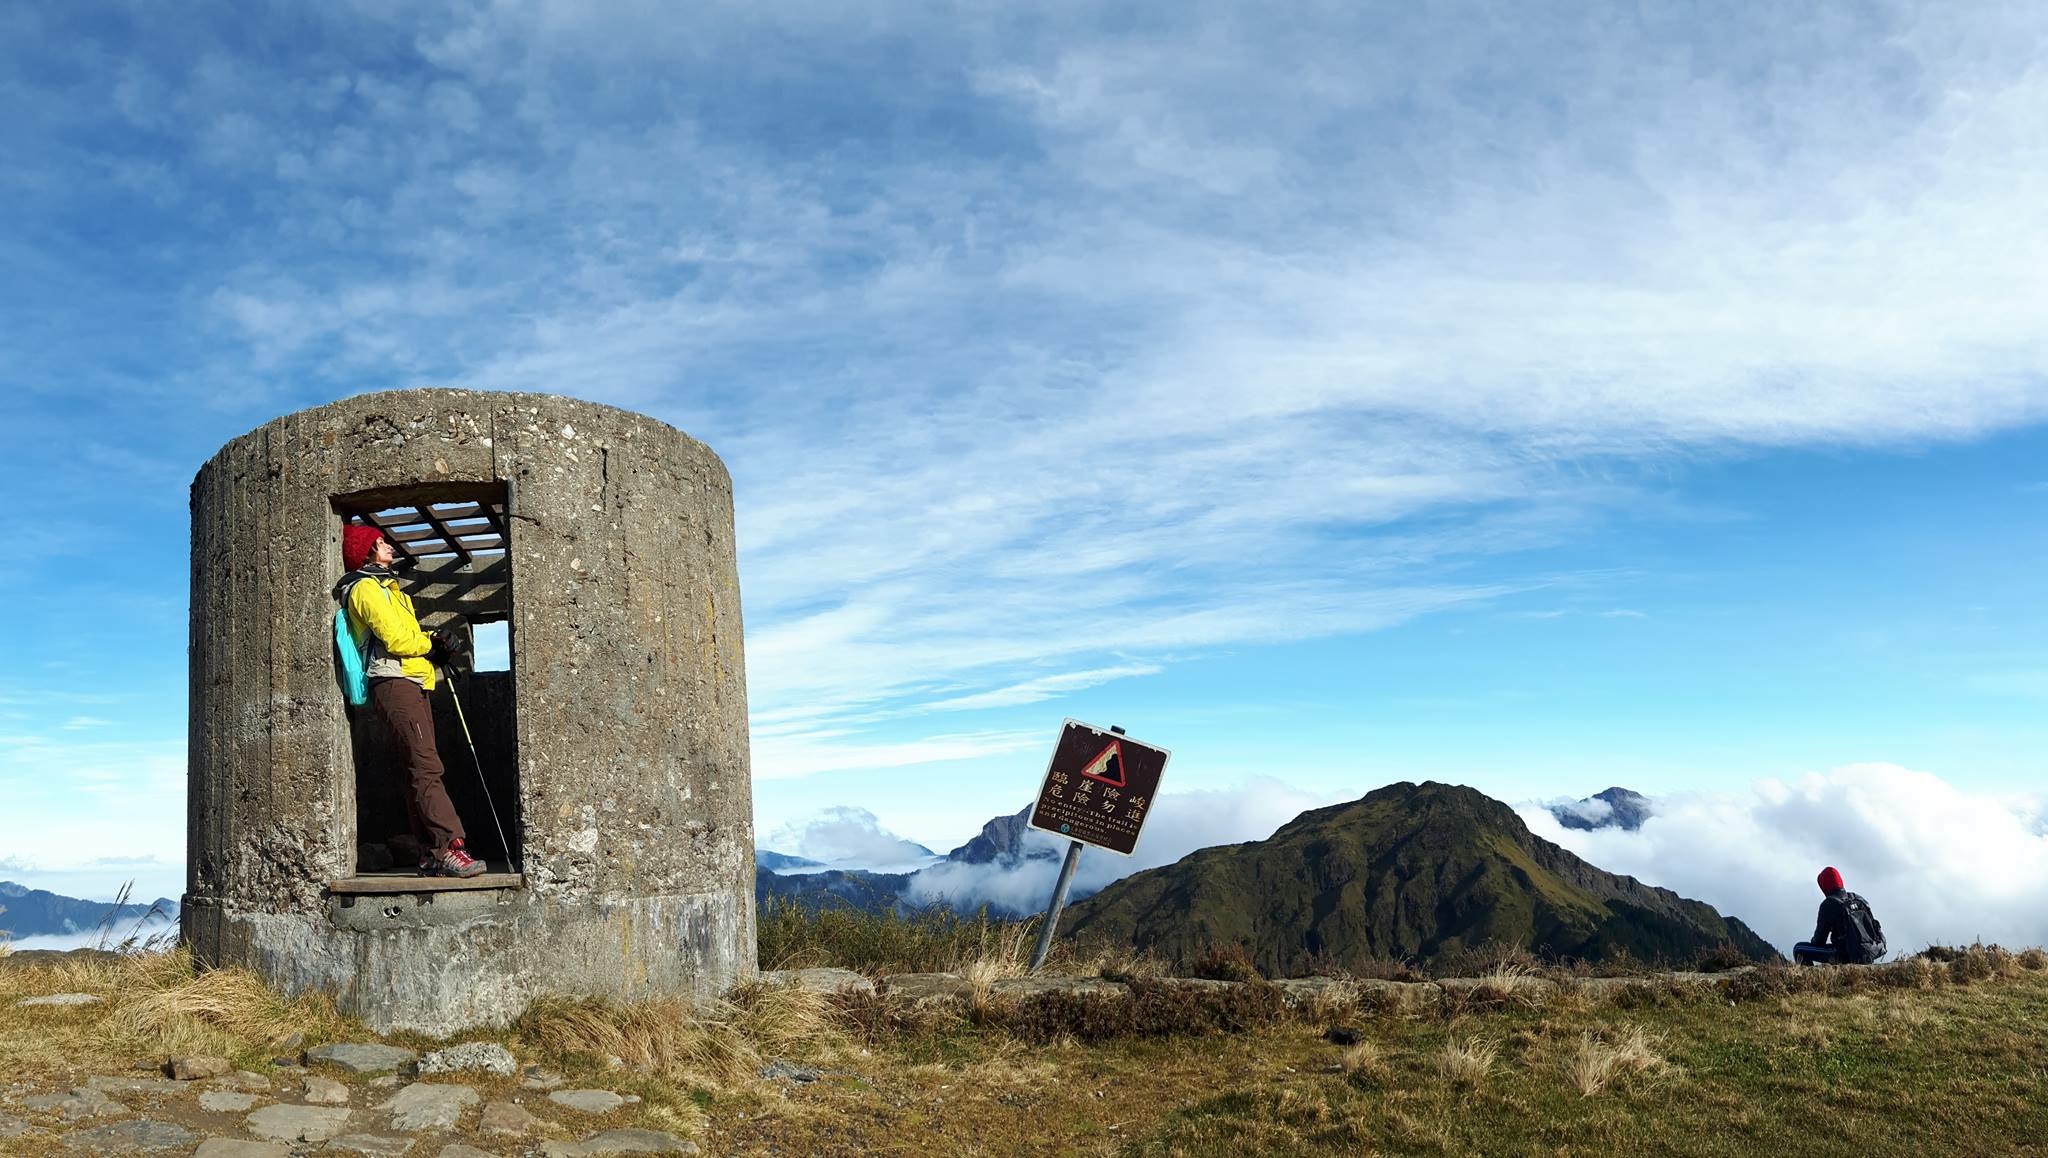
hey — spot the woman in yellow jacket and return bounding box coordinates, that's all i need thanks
[338,522,485,877]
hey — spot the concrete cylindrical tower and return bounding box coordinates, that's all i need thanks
[184,389,754,1034]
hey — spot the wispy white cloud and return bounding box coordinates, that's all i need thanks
[5,2,2048,798]
[765,806,942,871]
[751,728,1042,781]
[922,665,1163,713]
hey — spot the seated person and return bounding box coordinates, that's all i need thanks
[1793,866,1886,965]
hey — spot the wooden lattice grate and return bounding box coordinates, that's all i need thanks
[351,499,509,566]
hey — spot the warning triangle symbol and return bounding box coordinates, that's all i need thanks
[1078,739,1126,788]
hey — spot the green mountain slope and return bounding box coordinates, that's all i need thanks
[1060,781,1779,972]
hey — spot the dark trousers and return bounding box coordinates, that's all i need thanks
[1793,942,1839,966]
[369,677,466,853]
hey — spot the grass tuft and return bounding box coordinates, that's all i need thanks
[1434,1035,1499,1085]
[1189,942,1262,982]
[1565,1024,1666,1096]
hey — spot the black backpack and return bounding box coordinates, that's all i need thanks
[1840,892,1887,963]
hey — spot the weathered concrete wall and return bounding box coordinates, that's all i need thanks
[185,389,755,1034]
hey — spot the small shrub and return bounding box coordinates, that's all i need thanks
[1723,966,1796,1004]
[1431,941,1541,981]
[2018,948,2047,971]
[988,979,1288,1044]
[1691,942,1753,973]
[1874,956,1943,990]
[1189,943,1262,983]
[1949,951,1996,985]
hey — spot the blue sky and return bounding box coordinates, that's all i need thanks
[2,2,2046,948]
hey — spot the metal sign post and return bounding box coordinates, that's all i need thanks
[1025,721,1171,972]
[1028,837,1086,972]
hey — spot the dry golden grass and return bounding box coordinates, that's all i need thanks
[1337,1039,1388,1079]
[1434,1035,1499,1085]
[0,948,346,1077]
[5,939,2048,1156]
[1564,1024,1666,1096]
[1473,961,1554,1008]
[1293,980,1360,1024]
[513,980,845,1091]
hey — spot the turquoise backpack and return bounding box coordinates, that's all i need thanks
[333,577,375,707]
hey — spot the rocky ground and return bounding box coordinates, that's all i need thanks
[0,1031,698,1155]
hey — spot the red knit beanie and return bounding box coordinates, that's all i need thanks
[1817,866,1844,894]
[342,523,383,572]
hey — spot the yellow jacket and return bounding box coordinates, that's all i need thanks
[341,572,438,691]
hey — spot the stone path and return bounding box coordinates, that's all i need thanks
[0,1036,696,1156]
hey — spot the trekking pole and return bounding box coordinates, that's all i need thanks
[442,667,519,872]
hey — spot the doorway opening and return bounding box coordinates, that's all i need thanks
[332,481,521,890]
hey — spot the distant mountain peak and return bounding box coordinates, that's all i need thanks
[1063,780,1773,973]
[0,882,179,940]
[945,804,1061,866]
[755,850,826,872]
[1550,787,1653,832]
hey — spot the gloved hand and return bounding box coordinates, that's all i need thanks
[427,628,472,670]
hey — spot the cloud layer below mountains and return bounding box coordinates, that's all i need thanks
[779,763,2048,959]
[775,779,1339,914]
[1521,763,2048,957]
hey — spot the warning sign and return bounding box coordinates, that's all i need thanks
[1077,740,1126,787]
[1027,719,1170,857]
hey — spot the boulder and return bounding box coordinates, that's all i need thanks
[758,967,874,996]
[14,992,104,1008]
[375,1083,482,1132]
[304,1074,352,1105]
[418,1042,518,1078]
[83,1074,185,1097]
[1271,977,1358,1010]
[987,976,1127,1001]
[308,1043,420,1075]
[64,1118,198,1152]
[170,1055,235,1081]
[329,1134,418,1155]
[192,1141,291,1157]
[21,1086,123,1119]
[548,1089,634,1114]
[246,1103,352,1143]
[878,972,970,1009]
[480,1100,543,1135]
[540,1128,699,1154]
[757,1060,820,1083]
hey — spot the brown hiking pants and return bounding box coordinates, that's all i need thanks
[369,677,466,853]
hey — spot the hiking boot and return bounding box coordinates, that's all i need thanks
[431,839,487,878]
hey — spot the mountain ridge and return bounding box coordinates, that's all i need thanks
[1060,781,1776,973]
[0,881,177,940]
